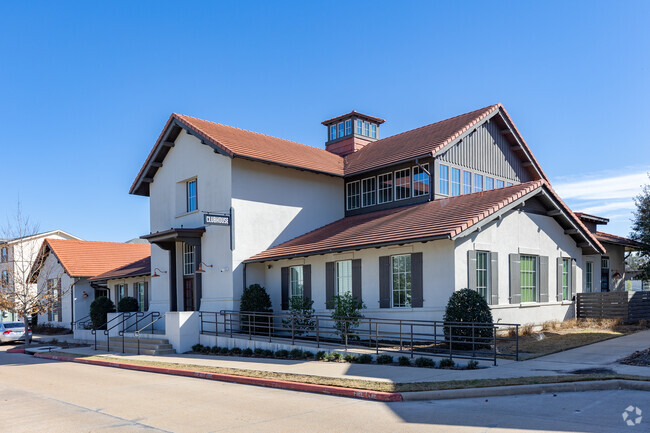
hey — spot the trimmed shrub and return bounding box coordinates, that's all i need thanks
[326,352,342,362]
[219,347,230,355]
[443,288,494,350]
[466,360,479,370]
[343,354,357,363]
[356,354,373,364]
[262,349,274,357]
[117,296,139,313]
[253,348,264,356]
[242,348,253,357]
[330,293,365,341]
[240,284,273,335]
[398,356,411,366]
[191,344,203,352]
[439,358,455,369]
[414,357,435,368]
[316,351,327,361]
[275,349,289,359]
[201,346,211,354]
[89,296,116,330]
[376,354,393,365]
[289,348,303,359]
[211,346,221,354]
[303,351,314,359]
[282,296,316,336]
[230,347,242,355]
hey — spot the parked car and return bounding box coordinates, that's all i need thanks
[0,322,32,343]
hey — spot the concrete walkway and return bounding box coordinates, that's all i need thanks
[54,329,650,384]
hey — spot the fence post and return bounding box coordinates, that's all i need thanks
[448,323,453,361]
[493,325,497,366]
[375,323,379,355]
[268,314,272,342]
[368,318,372,349]
[399,320,403,351]
[291,315,295,345]
[248,313,252,340]
[410,324,414,358]
[515,325,519,361]
[471,323,475,359]
[316,316,320,348]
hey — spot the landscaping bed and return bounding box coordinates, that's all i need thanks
[497,318,650,360]
[619,348,650,366]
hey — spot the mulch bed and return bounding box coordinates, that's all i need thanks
[619,348,650,366]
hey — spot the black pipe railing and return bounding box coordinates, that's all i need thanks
[199,310,519,365]
[134,313,167,355]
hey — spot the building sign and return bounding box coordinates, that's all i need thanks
[204,213,230,226]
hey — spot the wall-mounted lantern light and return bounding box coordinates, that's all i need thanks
[151,267,168,278]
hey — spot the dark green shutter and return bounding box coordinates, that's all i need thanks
[539,256,549,302]
[379,256,391,308]
[114,284,119,302]
[490,252,499,305]
[509,254,521,304]
[556,257,563,301]
[325,262,335,308]
[411,253,423,308]
[281,267,289,310]
[125,283,129,298]
[56,279,62,322]
[144,282,149,311]
[571,259,577,299]
[351,259,362,303]
[303,265,311,300]
[467,250,477,291]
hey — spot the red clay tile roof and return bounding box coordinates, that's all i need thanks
[176,114,345,176]
[246,180,604,262]
[42,239,151,278]
[89,256,151,281]
[596,231,643,249]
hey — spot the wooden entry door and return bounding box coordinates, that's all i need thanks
[183,277,195,311]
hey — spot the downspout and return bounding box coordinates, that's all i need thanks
[415,158,432,202]
[243,262,247,292]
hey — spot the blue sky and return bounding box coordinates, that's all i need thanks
[1,1,648,241]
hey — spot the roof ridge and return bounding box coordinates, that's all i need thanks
[175,113,343,160]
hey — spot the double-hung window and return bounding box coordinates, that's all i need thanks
[118,284,126,302]
[391,255,412,308]
[506,182,513,187]
[136,282,146,312]
[362,177,376,207]
[183,243,195,275]
[562,258,570,300]
[377,173,393,203]
[496,179,504,189]
[355,119,362,135]
[586,261,593,292]
[289,266,304,298]
[371,124,377,139]
[463,171,472,194]
[451,168,461,196]
[1,247,7,263]
[346,181,361,210]
[485,177,494,190]
[337,122,344,138]
[474,174,484,192]
[476,251,490,302]
[364,121,370,136]
[186,179,197,212]
[1,270,8,285]
[520,255,538,302]
[330,125,337,140]
[439,164,449,195]
[47,278,61,322]
[335,260,352,296]
[345,119,351,136]
[412,164,429,197]
[394,168,411,200]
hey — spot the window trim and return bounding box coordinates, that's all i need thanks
[476,251,490,303]
[183,243,195,276]
[439,164,449,196]
[586,261,593,292]
[335,260,353,296]
[377,173,393,204]
[450,167,461,197]
[346,180,361,210]
[562,258,570,301]
[0,247,7,263]
[394,168,411,201]
[391,254,412,308]
[520,255,538,303]
[289,265,304,298]
[474,174,484,192]
[186,178,198,213]
[412,163,430,197]
[345,119,351,136]
[361,177,377,207]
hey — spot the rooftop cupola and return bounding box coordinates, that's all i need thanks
[322,111,385,156]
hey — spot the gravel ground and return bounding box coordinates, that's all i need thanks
[619,348,650,366]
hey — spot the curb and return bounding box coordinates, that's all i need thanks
[400,379,650,401]
[6,348,25,353]
[32,353,403,402]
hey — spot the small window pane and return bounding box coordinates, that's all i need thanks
[183,243,195,275]
[463,171,472,195]
[338,122,344,138]
[395,169,411,200]
[336,261,352,296]
[485,177,494,190]
[474,174,483,192]
[520,255,537,302]
[506,182,513,187]
[330,125,336,140]
[496,179,504,189]
[364,121,370,136]
[562,258,570,300]
[451,168,461,196]
[346,181,361,210]
[439,165,449,195]
[392,255,412,308]
[586,262,593,292]
[345,119,351,136]
[371,124,377,139]
[355,119,362,135]
[187,179,197,212]
[378,173,393,203]
[476,251,490,302]
[412,164,429,197]
[289,266,304,298]
[362,177,376,207]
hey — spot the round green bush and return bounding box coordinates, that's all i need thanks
[89,296,116,329]
[439,358,455,369]
[376,354,393,365]
[230,347,242,355]
[356,354,373,364]
[275,349,289,358]
[289,348,303,359]
[240,284,272,312]
[414,357,435,368]
[242,348,253,357]
[303,351,314,359]
[117,296,139,313]
[398,356,411,366]
[443,288,494,349]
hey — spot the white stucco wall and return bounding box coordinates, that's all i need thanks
[147,129,344,314]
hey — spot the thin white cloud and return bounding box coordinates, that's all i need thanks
[578,200,635,215]
[554,172,648,201]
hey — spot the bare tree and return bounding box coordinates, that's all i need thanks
[0,203,63,347]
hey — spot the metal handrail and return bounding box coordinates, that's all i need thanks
[199,310,520,365]
[133,313,167,355]
[121,311,160,334]
[91,313,127,350]
[71,314,92,330]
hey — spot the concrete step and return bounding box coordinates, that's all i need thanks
[96,342,174,351]
[108,337,170,345]
[94,336,176,355]
[94,345,176,356]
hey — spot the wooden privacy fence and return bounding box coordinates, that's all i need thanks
[576,291,650,322]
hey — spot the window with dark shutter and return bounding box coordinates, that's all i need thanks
[303,265,312,300]
[509,254,521,304]
[351,259,362,302]
[325,262,335,308]
[281,267,289,310]
[411,253,423,308]
[539,256,549,302]
[379,256,390,308]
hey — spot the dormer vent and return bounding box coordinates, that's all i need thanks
[322,111,385,156]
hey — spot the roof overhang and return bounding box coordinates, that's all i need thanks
[141,227,206,248]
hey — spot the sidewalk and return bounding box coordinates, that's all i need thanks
[53,329,650,383]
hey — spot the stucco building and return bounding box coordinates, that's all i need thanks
[130,104,639,334]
